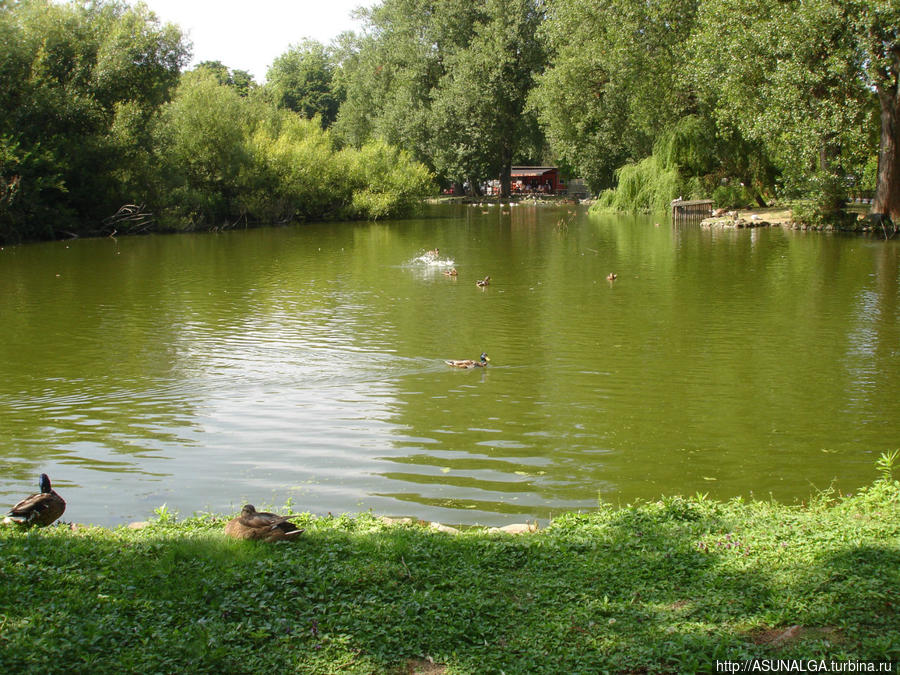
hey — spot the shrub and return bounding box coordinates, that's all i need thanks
[343,140,435,220]
[712,183,755,209]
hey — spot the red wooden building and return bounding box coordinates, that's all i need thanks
[510,166,564,194]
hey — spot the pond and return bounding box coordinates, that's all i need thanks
[1,203,899,527]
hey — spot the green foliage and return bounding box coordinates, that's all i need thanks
[152,503,178,525]
[690,0,881,214]
[0,0,188,242]
[654,115,718,177]
[343,140,436,219]
[532,0,700,191]
[591,155,681,213]
[153,70,257,227]
[532,0,893,215]
[193,60,258,97]
[712,183,755,209]
[876,450,899,482]
[153,76,435,228]
[240,112,345,223]
[265,40,342,126]
[5,0,897,238]
[789,171,859,227]
[2,481,899,673]
[336,0,544,193]
[0,1,434,243]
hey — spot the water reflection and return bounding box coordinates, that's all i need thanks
[1,208,899,526]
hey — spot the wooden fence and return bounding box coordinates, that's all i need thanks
[671,199,714,224]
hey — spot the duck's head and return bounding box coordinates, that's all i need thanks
[39,473,52,494]
[241,504,257,517]
[480,353,490,363]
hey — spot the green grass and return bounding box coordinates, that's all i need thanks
[2,480,899,674]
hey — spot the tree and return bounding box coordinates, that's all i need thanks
[335,0,543,194]
[154,70,261,225]
[334,0,473,159]
[265,40,342,127]
[531,0,700,191]
[429,0,545,196]
[0,0,187,241]
[853,0,900,220]
[194,61,257,96]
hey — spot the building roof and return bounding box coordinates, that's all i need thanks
[510,166,558,177]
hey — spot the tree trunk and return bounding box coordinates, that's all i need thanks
[872,85,900,221]
[498,142,513,198]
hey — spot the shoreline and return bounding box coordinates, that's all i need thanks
[3,477,898,672]
[3,478,898,672]
[700,205,887,234]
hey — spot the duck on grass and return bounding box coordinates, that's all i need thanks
[2,458,899,673]
[2,473,65,527]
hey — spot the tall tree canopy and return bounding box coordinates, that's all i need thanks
[265,40,343,127]
[0,0,187,240]
[335,0,544,196]
[691,0,878,211]
[428,0,545,195]
[531,0,700,191]
[531,0,899,220]
[193,60,257,97]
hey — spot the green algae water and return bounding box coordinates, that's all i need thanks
[2,204,899,526]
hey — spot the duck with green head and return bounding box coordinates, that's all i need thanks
[224,504,304,542]
[445,352,490,368]
[3,473,66,527]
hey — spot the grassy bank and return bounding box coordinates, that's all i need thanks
[2,477,899,674]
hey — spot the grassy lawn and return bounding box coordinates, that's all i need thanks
[1,474,898,674]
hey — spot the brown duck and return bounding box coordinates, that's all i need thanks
[3,473,66,527]
[224,504,304,542]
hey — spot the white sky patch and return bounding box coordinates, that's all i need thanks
[139,0,375,82]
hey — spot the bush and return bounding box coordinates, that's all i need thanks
[712,183,755,209]
[790,172,855,228]
[342,140,435,220]
[153,75,435,229]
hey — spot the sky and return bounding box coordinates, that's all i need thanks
[140,0,376,82]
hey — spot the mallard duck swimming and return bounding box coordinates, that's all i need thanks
[445,352,490,368]
[3,473,66,527]
[443,268,458,276]
[224,504,304,542]
[476,276,491,287]
[607,273,617,281]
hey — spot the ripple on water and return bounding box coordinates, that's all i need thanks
[2,214,899,526]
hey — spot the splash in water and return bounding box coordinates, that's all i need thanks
[411,249,454,267]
